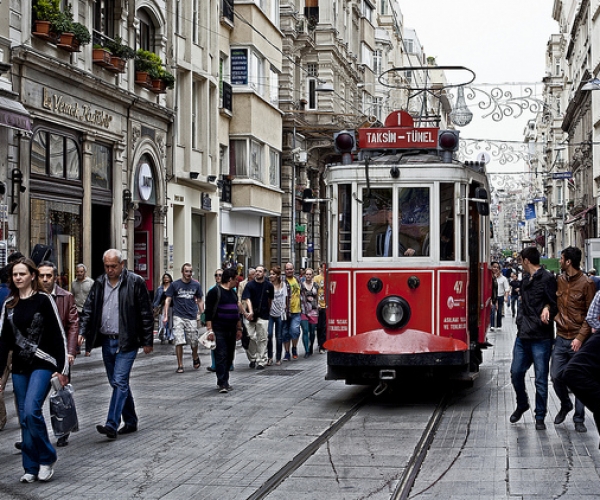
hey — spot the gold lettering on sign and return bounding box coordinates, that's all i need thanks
[42,88,114,129]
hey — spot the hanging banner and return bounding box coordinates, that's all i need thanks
[524,203,536,220]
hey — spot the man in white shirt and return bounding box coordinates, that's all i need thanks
[492,261,509,330]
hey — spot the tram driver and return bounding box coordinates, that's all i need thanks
[366,207,420,257]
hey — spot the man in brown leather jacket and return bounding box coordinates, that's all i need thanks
[552,246,596,432]
[39,261,79,446]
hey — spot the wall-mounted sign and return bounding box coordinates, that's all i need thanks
[138,162,153,201]
[201,193,212,211]
[42,88,113,129]
[552,172,573,180]
[231,49,248,85]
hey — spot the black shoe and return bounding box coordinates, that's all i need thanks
[96,424,117,439]
[117,425,137,435]
[510,405,530,423]
[56,434,69,447]
[535,420,546,430]
[554,406,573,425]
[249,361,256,369]
[256,365,265,370]
[206,366,216,372]
[575,422,587,433]
[14,441,21,450]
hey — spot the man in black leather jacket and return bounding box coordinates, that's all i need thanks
[78,249,153,439]
[509,246,557,431]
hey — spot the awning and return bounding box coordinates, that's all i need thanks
[0,96,31,131]
[565,204,596,224]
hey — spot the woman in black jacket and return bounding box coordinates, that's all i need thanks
[0,258,68,483]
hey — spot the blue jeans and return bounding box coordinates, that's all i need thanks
[491,297,504,328]
[551,336,585,422]
[301,319,316,355]
[13,369,55,475]
[102,337,138,431]
[268,316,284,361]
[511,337,553,421]
[282,312,301,343]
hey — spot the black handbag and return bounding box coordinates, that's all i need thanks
[49,381,79,437]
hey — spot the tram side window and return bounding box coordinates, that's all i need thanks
[440,183,454,260]
[362,188,393,257]
[337,184,352,261]
[398,187,430,257]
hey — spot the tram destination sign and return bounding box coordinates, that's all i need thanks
[358,127,439,149]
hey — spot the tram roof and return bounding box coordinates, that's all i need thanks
[325,153,488,185]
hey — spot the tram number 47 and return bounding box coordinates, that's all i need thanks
[454,281,464,294]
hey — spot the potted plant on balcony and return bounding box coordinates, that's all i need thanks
[105,36,135,73]
[135,49,161,88]
[32,0,60,39]
[52,4,90,51]
[92,44,112,67]
[149,66,175,94]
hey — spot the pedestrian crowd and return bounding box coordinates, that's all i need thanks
[502,246,600,450]
[0,250,329,483]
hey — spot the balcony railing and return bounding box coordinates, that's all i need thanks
[222,0,234,24]
[221,81,233,113]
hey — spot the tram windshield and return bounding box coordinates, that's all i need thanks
[362,187,430,258]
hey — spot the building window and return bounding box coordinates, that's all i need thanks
[269,67,279,106]
[31,130,81,181]
[307,77,317,109]
[250,140,262,181]
[138,9,155,51]
[192,81,199,149]
[249,51,265,95]
[94,0,115,37]
[91,143,112,190]
[269,149,280,187]
[220,145,229,175]
[373,49,382,75]
[230,139,248,177]
[379,0,388,15]
[404,38,414,54]
[362,0,374,23]
[193,0,199,44]
[270,0,280,27]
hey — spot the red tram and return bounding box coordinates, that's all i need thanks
[323,111,492,389]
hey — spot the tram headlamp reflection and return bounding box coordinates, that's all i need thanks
[376,296,411,330]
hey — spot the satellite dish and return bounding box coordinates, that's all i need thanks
[477,152,491,164]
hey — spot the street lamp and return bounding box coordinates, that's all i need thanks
[315,79,334,92]
[581,78,600,91]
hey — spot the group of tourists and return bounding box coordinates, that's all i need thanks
[507,245,600,448]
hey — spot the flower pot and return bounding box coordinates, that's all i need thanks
[32,20,53,41]
[108,56,127,73]
[135,71,152,88]
[57,33,80,52]
[151,78,167,94]
[92,48,112,67]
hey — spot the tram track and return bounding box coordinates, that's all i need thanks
[247,384,454,500]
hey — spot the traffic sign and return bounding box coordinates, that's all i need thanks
[552,172,573,180]
[532,197,547,203]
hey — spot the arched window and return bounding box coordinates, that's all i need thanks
[138,9,155,52]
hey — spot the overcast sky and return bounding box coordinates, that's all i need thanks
[399,2,558,172]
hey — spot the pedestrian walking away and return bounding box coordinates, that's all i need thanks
[79,249,154,440]
[509,247,557,431]
[38,261,79,446]
[163,263,204,373]
[204,268,242,392]
[551,246,595,433]
[0,257,69,483]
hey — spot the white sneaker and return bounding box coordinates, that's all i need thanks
[490,327,495,331]
[38,463,55,482]
[20,473,37,483]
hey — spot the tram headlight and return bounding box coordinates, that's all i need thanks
[376,296,411,330]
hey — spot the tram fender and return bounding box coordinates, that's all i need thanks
[324,328,468,355]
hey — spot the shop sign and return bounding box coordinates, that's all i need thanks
[231,49,248,85]
[42,87,113,129]
[138,163,153,201]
